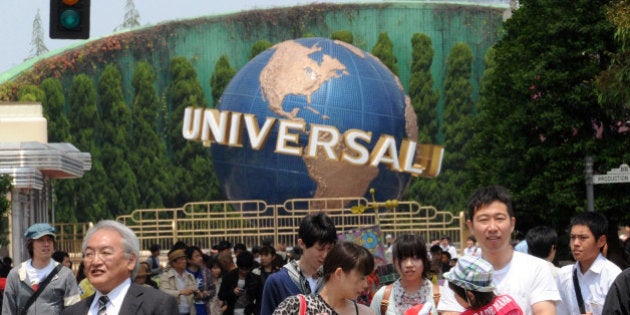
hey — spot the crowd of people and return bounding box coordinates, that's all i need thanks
[2,185,630,315]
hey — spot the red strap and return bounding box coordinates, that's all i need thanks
[299,294,307,315]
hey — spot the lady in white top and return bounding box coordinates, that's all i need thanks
[370,234,437,315]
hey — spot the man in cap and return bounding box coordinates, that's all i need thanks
[2,223,80,314]
[62,220,178,314]
[159,247,198,315]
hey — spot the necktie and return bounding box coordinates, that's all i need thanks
[98,295,109,315]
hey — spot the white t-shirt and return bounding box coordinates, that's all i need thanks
[442,245,459,259]
[25,259,55,287]
[555,254,621,315]
[463,246,481,257]
[438,251,560,315]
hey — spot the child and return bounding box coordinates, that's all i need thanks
[443,256,523,315]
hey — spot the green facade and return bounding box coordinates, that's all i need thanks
[2,2,505,124]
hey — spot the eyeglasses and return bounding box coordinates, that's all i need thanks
[84,248,116,262]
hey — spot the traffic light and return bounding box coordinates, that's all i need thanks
[50,0,90,39]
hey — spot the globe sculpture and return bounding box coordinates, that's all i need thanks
[211,37,418,206]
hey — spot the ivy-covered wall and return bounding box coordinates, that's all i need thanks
[1,2,504,113]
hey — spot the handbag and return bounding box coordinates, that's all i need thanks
[20,264,62,315]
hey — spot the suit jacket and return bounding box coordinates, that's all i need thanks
[61,283,179,315]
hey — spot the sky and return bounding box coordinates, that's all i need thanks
[0,0,385,75]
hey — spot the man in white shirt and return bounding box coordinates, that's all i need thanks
[555,212,621,315]
[440,236,459,259]
[438,185,560,315]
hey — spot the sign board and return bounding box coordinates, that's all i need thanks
[593,164,630,184]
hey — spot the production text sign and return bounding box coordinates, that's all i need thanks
[593,163,630,184]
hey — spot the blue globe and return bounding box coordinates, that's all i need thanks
[212,37,418,205]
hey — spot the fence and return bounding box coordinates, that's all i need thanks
[53,197,467,262]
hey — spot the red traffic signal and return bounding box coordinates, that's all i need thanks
[50,0,90,39]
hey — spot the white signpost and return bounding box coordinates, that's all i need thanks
[593,164,630,185]
[585,159,629,212]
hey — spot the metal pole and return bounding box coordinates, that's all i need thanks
[585,156,594,212]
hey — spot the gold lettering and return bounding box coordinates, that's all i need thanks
[341,129,371,165]
[369,135,400,170]
[305,124,340,160]
[243,114,276,150]
[275,120,305,156]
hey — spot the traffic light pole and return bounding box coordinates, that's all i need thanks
[585,156,594,212]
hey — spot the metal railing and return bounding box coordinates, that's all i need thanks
[54,197,466,259]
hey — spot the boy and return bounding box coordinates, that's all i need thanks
[556,212,621,315]
[444,255,522,315]
[259,212,337,315]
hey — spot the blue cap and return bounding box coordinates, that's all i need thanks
[24,223,55,240]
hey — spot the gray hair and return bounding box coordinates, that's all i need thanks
[82,220,140,278]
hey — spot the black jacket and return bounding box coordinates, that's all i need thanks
[218,269,262,315]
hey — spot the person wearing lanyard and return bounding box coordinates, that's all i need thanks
[3,223,80,314]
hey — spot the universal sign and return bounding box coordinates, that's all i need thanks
[182,107,444,178]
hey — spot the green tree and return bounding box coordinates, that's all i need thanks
[116,0,140,31]
[404,33,442,207]
[98,64,139,216]
[371,32,399,76]
[130,61,174,208]
[209,54,237,106]
[167,57,222,205]
[591,0,630,224]
[40,77,77,222]
[465,0,619,230]
[17,84,45,102]
[28,9,48,58]
[331,30,353,44]
[409,33,439,144]
[249,40,272,60]
[408,43,474,211]
[68,74,108,221]
[40,78,72,143]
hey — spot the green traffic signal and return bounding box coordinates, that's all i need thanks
[49,0,90,39]
[60,9,80,29]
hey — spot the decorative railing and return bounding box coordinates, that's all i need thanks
[54,197,466,263]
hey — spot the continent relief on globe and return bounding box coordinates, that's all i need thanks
[260,40,349,121]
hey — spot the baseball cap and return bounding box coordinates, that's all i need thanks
[168,249,186,262]
[443,255,495,292]
[24,223,55,240]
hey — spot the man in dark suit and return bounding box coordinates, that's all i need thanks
[62,220,178,315]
